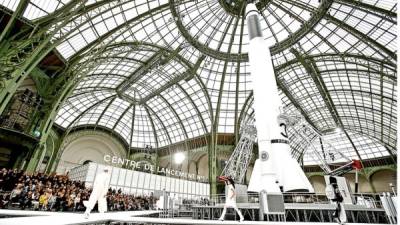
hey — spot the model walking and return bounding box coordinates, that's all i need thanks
[218,177,244,222]
[326,176,346,224]
[83,166,111,219]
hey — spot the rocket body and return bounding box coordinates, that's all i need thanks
[245,4,314,193]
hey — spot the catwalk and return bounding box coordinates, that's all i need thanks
[120,217,385,225]
[0,209,385,225]
[0,209,158,225]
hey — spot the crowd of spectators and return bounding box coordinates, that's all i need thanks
[0,168,156,212]
[182,197,209,206]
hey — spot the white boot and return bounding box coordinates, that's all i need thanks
[234,207,244,222]
[84,212,90,219]
[219,206,227,221]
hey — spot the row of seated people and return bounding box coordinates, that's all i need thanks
[182,198,210,206]
[0,168,157,212]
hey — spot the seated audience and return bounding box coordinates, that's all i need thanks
[0,168,157,212]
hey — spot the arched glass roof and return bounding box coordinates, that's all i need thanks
[0,0,396,164]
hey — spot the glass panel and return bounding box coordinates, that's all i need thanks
[132,171,140,188]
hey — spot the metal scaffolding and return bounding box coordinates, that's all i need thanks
[283,112,352,174]
[221,124,257,184]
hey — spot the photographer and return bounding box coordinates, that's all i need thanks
[326,176,347,224]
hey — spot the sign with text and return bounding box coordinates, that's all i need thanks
[104,155,206,182]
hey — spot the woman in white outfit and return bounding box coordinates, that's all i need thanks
[218,177,244,222]
[83,167,111,219]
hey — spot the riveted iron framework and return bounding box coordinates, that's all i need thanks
[0,0,396,192]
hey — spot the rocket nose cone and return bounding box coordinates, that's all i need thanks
[245,3,258,17]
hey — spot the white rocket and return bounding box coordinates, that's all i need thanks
[245,3,314,193]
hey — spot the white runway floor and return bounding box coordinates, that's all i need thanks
[0,209,383,225]
[0,209,158,225]
[118,216,384,225]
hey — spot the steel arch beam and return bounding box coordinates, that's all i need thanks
[237,91,254,131]
[329,89,396,103]
[112,104,133,130]
[116,49,165,92]
[209,14,240,194]
[143,106,161,148]
[94,96,116,126]
[343,126,396,155]
[277,0,396,62]
[291,48,341,125]
[0,0,90,114]
[158,94,189,139]
[78,41,204,80]
[213,15,240,134]
[0,0,130,115]
[337,115,396,144]
[0,0,28,43]
[35,0,119,26]
[276,53,396,76]
[128,104,136,155]
[74,41,209,111]
[269,0,340,53]
[12,1,177,160]
[57,40,212,152]
[76,73,128,79]
[335,0,397,19]
[325,15,396,61]
[169,0,332,61]
[76,41,204,94]
[94,56,144,64]
[278,83,321,132]
[176,83,209,134]
[66,95,116,129]
[379,64,396,161]
[70,3,172,62]
[72,87,116,95]
[318,68,396,81]
[280,0,396,61]
[138,55,205,104]
[237,83,321,136]
[291,48,366,167]
[234,12,246,143]
[144,103,172,148]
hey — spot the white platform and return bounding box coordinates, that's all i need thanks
[0,209,383,225]
[0,209,158,225]
[119,216,383,225]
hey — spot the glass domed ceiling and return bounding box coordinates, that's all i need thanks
[0,0,396,164]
